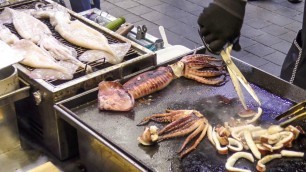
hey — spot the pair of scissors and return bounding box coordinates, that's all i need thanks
[220,44,261,109]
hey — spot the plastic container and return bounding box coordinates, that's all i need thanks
[104,17,126,31]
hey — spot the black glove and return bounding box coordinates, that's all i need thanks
[198,0,246,54]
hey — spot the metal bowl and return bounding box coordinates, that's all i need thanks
[0,65,18,96]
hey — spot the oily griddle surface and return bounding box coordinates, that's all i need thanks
[70,78,306,172]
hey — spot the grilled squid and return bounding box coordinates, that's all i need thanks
[98,81,134,111]
[97,54,226,111]
[226,152,254,172]
[256,154,282,172]
[123,67,175,99]
[137,126,159,146]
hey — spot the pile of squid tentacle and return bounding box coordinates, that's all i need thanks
[137,107,305,172]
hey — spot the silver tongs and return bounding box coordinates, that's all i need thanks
[220,44,261,109]
[275,100,306,127]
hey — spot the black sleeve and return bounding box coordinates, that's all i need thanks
[213,0,247,20]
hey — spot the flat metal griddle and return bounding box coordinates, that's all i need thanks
[55,56,306,171]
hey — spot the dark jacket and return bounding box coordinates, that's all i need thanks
[280,2,306,90]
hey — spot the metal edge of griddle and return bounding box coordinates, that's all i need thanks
[231,56,306,103]
[0,77,30,106]
[53,97,152,172]
[105,44,305,105]
[164,46,306,103]
[0,0,37,9]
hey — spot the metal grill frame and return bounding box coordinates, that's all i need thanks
[2,0,156,94]
[2,0,157,160]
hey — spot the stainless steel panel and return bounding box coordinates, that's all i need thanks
[0,78,30,106]
[78,132,142,172]
[0,77,30,154]
[0,103,20,154]
[54,103,149,171]
[0,145,44,171]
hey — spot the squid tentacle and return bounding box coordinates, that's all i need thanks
[158,120,202,141]
[158,115,196,135]
[179,123,209,158]
[178,121,205,153]
[138,112,187,125]
[159,117,198,135]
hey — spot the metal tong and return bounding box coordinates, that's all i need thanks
[275,100,306,127]
[198,29,261,109]
[220,44,261,109]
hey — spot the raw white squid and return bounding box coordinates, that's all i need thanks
[31,5,131,64]
[79,43,131,64]
[0,7,51,43]
[0,7,92,73]
[12,39,76,80]
[0,39,23,69]
[0,24,19,44]
[0,23,78,80]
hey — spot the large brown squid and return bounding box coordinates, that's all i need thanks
[98,54,226,111]
[137,110,209,158]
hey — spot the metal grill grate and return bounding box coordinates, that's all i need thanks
[0,0,29,8]
[1,0,141,86]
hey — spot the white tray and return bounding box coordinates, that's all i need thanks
[156,45,191,65]
[0,40,23,70]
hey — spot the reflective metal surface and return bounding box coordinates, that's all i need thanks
[0,73,30,154]
[78,132,142,172]
[0,65,18,96]
[55,55,306,171]
[0,77,30,106]
[0,103,20,154]
[0,145,44,171]
[0,70,40,172]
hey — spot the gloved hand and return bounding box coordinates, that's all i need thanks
[198,0,246,54]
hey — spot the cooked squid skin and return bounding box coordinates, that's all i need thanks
[123,66,175,99]
[98,81,134,111]
[97,67,174,111]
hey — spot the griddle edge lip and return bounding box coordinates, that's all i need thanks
[54,100,153,172]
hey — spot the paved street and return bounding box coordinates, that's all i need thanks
[67,0,304,77]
